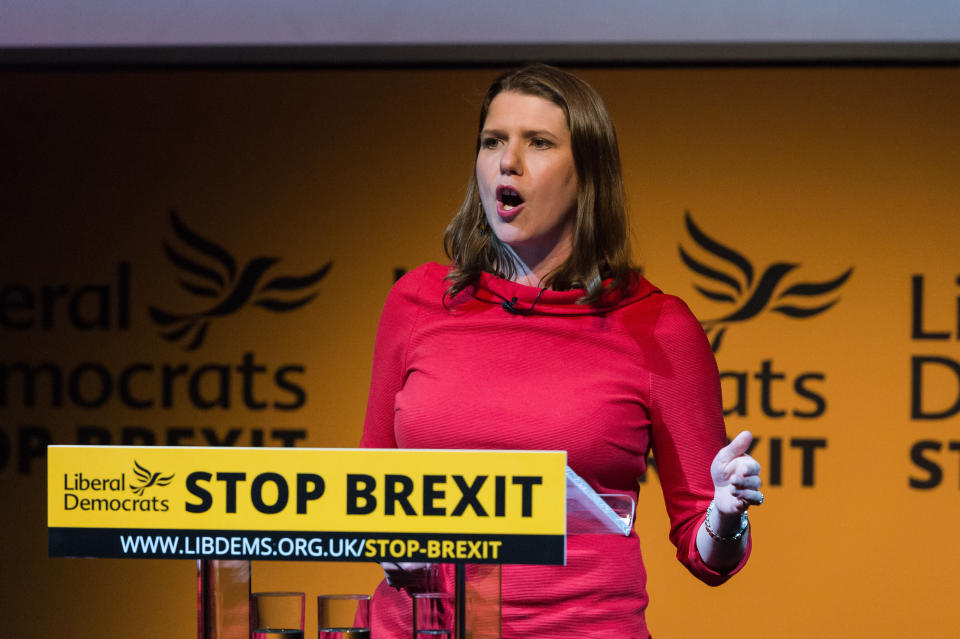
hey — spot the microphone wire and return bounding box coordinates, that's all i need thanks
[501,287,547,315]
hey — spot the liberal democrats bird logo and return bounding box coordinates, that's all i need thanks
[679,212,853,353]
[149,210,332,350]
[130,460,175,496]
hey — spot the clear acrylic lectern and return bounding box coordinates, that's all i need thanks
[198,466,634,639]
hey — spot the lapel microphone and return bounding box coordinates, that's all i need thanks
[500,288,546,315]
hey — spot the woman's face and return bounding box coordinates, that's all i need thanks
[476,91,578,270]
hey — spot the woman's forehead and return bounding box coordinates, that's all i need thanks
[483,91,568,133]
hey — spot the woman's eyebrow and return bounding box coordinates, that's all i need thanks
[522,129,559,139]
[480,127,560,139]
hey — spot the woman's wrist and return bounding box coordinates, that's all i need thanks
[705,499,749,543]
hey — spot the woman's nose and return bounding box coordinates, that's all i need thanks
[499,142,522,175]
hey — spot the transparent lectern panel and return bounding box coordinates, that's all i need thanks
[198,560,251,639]
[464,564,501,639]
[565,466,635,536]
[199,561,501,639]
[198,467,631,638]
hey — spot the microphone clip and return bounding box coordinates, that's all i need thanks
[501,296,521,314]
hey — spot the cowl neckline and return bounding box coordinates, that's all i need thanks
[467,268,661,316]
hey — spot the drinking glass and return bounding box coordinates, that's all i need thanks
[317,594,371,638]
[413,592,454,637]
[251,591,305,639]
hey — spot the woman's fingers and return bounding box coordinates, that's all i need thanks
[730,474,762,490]
[732,489,765,506]
[712,430,766,512]
[713,431,753,469]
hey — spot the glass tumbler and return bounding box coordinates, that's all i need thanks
[317,594,371,638]
[413,592,454,637]
[251,591,305,639]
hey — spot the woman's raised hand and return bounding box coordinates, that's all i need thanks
[710,430,764,515]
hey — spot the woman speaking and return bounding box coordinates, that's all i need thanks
[360,64,762,638]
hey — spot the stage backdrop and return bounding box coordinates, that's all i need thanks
[1,66,959,638]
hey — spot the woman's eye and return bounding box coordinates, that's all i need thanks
[531,138,552,149]
[480,137,501,149]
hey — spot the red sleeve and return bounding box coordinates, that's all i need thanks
[359,266,429,449]
[649,296,751,585]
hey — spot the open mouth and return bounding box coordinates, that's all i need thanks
[497,186,525,213]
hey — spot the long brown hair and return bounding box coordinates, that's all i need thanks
[443,64,635,304]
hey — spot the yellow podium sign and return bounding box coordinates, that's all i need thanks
[47,446,567,564]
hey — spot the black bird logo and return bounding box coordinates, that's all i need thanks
[679,212,853,353]
[149,210,332,350]
[130,460,175,496]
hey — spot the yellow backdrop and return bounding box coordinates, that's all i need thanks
[1,66,959,638]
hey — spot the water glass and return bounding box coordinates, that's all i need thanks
[317,594,371,638]
[413,592,454,637]
[251,591,305,639]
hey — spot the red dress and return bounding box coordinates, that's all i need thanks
[360,263,750,638]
